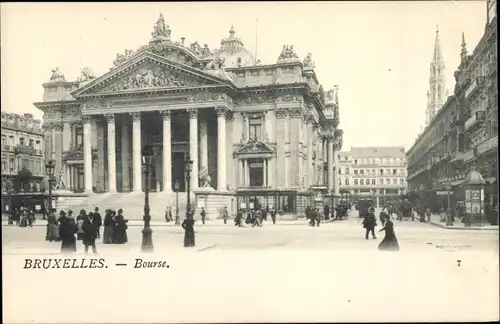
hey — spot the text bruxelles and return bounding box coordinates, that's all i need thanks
[24,258,106,269]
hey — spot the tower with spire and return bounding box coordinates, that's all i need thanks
[425,26,447,126]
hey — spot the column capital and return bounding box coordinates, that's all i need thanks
[275,108,288,119]
[215,106,228,117]
[226,111,235,122]
[130,112,141,122]
[187,108,198,119]
[104,113,115,123]
[159,110,171,121]
[82,115,92,124]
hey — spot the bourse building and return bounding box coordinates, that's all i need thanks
[35,15,343,216]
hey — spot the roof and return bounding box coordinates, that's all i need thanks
[339,146,406,158]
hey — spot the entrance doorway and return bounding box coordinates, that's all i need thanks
[172,152,187,192]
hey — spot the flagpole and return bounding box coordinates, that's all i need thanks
[254,18,258,64]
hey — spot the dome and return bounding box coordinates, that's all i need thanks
[465,170,485,185]
[213,26,256,68]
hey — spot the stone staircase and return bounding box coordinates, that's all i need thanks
[75,192,189,220]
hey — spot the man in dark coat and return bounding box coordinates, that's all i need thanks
[92,207,102,239]
[222,206,229,224]
[363,207,377,239]
[82,217,98,254]
[200,207,206,225]
[323,204,330,221]
[270,207,277,224]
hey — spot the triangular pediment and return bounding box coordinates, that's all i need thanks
[236,140,275,155]
[72,51,233,97]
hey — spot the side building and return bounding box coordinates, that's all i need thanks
[406,1,497,215]
[1,112,45,213]
[338,147,407,206]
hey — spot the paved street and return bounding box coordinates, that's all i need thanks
[3,216,499,322]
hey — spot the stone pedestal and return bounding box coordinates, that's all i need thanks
[193,188,233,220]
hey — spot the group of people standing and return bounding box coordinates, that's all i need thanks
[45,207,129,253]
[234,207,278,227]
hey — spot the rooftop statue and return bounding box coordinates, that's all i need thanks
[113,49,135,67]
[326,88,336,102]
[77,67,96,82]
[205,56,225,70]
[277,45,299,61]
[49,67,66,81]
[303,53,315,69]
[151,13,171,39]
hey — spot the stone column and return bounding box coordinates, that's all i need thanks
[83,116,93,193]
[130,112,142,192]
[243,113,250,140]
[245,161,250,186]
[105,113,117,193]
[199,118,209,172]
[161,110,172,192]
[216,107,227,191]
[240,160,245,186]
[263,159,268,186]
[327,137,334,192]
[121,117,130,191]
[306,120,314,187]
[188,108,199,190]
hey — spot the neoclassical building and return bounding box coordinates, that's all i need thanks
[35,15,343,216]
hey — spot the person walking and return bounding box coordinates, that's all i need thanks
[182,212,195,248]
[200,207,206,225]
[378,214,399,251]
[270,207,277,225]
[363,207,377,240]
[222,206,229,224]
[82,217,98,254]
[59,211,77,253]
[102,210,115,244]
[92,207,102,239]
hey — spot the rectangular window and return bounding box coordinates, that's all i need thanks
[393,178,397,184]
[360,170,364,175]
[379,179,384,185]
[19,137,25,146]
[345,179,349,186]
[379,169,383,176]
[1,136,6,149]
[400,178,404,184]
[249,116,263,141]
[248,159,264,187]
[345,168,350,174]
[354,170,358,175]
[354,159,358,165]
[392,169,397,175]
[339,168,342,175]
[371,179,376,185]
[29,139,34,147]
[360,179,364,185]
[354,179,358,185]
[386,179,390,184]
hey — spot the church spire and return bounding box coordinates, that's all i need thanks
[425,25,447,126]
[460,32,468,64]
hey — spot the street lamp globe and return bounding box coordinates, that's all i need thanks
[141,145,154,165]
[174,180,180,191]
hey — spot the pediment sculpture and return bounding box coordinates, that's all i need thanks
[238,138,274,154]
[102,67,198,92]
[113,49,135,67]
[151,13,172,40]
[205,56,225,70]
[49,67,66,81]
[277,45,299,62]
[303,53,315,69]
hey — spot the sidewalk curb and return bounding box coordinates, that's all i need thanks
[427,220,499,231]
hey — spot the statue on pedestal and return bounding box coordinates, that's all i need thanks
[49,67,66,81]
[151,13,171,39]
[199,166,212,188]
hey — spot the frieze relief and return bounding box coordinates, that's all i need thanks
[100,66,202,92]
[188,92,232,104]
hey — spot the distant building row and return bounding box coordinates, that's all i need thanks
[406,0,497,211]
[1,112,45,193]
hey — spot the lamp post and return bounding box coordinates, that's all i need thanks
[45,159,55,215]
[174,180,180,225]
[184,153,194,214]
[330,188,335,220]
[141,145,154,252]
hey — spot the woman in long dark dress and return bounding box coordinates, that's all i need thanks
[102,210,115,244]
[59,213,77,253]
[82,217,98,254]
[182,213,195,247]
[378,215,399,251]
[113,209,128,244]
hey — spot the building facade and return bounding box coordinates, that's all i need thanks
[1,112,45,193]
[338,147,407,205]
[407,1,497,212]
[34,15,343,214]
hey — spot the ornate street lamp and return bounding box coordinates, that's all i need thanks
[330,188,335,221]
[45,159,56,215]
[184,153,194,214]
[141,145,154,252]
[174,180,180,225]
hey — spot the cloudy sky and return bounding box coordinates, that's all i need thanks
[1,1,487,150]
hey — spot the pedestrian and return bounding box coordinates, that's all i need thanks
[324,204,330,221]
[59,211,77,253]
[113,209,128,244]
[165,207,171,223]
[270,207,277,224]
[102,210,115,244]
[315,208,321,227]
[222,206,229,224]
[76,210,85,241]
[263,207,268,221]
[379,207,388,226]
[92,207,102,239]
[182,212,195,248]
[363,207,377,240]
[82,217,98,254]
[46,210,60,242]
[378,214,399,251]
[235,209,243,227]
[200,207,206,225]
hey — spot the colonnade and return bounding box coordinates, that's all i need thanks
[81,107,229,194]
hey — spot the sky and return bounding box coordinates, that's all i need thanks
[1,1,488,151]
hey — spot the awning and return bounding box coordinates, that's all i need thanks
[451,179,465,186]
[484,177,496,184]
